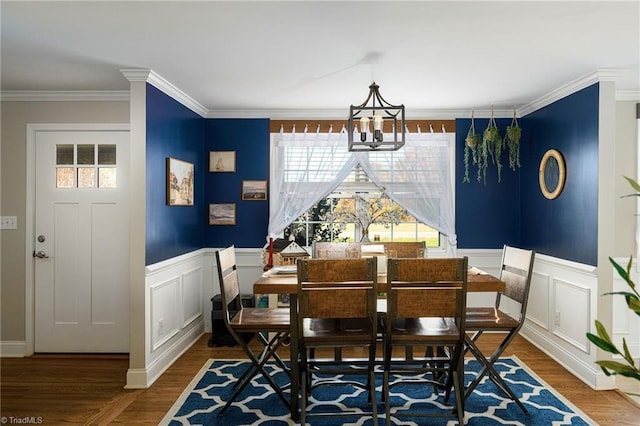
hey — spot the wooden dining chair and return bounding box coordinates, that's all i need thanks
[296,257,379,425]
[383,257,468,425]
[215,245,291,416]
[462,245,535,413]
[301,256,383,361]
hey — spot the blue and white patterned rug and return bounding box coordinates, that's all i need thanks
[161,356,597,425]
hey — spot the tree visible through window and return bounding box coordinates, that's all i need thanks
[284,168,441,247]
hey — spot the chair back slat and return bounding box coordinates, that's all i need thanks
[222,270,241,306]
[388,258,466,282]
[215,246,241,317]
[499,245,535,306]
[394,286,460,318]
[501,269,527,303]
[217,245,237,273]
[502,245,534,271]
[299,257,375,282]
[299,287,372,319]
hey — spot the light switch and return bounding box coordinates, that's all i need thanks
[1,216,17,230]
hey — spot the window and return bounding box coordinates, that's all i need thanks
[284,166,441,247]
[56,143,116,189]
[269,131,456,255]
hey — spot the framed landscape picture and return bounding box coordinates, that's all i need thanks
[209,151,236,172]
[242,180,267,201]
[209,203,236,225]
[166,157,194,206]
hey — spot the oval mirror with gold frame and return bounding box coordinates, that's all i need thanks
[539,149,566,199]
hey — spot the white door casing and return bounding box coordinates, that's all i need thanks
[31,126,130,353]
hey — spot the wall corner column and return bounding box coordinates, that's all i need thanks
[596,80,617,369]
[121,69,149,388]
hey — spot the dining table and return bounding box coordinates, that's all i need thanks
[252,265,506,421]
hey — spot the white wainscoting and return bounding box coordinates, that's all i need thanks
[142,249,210,387]
[611,257,640,363]
[138,247,630,392]
[150,276,182,352]
[139,247,265,388]
[527,270,551,331]
[553,277,591,352]
[518,253,616,390]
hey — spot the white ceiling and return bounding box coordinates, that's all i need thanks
[2,1,639,118]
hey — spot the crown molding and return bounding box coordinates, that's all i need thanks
[0,90,129,102]
[453,108,516,119]
[120,68,208,118]
[120,68,152,82]
[518,68,625,116]
[3,68,635,117]
[616,90,640,102]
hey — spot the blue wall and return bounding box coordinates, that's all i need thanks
[144,83,599,266]
[456,84,599,265]
[146,85,206,265]
[204,119,270,248]
[455,117,521,248]
[520,84,599,266]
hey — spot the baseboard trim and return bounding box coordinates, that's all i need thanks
[521,322,616,390]
[125,321,205,389]
[0,341,27,357]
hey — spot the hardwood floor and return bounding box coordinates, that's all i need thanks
[2,333,638,425]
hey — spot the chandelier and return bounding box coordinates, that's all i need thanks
[348,82,405,151]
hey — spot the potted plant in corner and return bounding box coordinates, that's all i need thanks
[586,176,640,396]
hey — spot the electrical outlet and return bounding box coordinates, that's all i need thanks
[158,318,164,336]
[1,216,17,230]
[554,311,560,326]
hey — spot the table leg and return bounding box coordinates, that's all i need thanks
[289,293,299,421]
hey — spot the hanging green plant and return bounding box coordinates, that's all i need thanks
[465,129,479,148]
[477,127,489,184]
[463,112,479,183]
[505,109,522,171]
[482,108,503,183]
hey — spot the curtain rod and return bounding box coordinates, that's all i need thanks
[269,119,456,133]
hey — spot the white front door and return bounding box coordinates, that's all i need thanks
[34,130,130,352]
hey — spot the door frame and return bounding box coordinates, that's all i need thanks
[25,123,130,355]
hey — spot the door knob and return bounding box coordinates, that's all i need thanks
[33,250,49,259]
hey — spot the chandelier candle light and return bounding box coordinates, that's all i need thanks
[348,82,405,151]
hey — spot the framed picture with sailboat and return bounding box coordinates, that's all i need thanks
[209,151,236,173]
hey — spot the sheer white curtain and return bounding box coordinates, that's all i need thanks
[268,126,358,238]
[359,132,457,255]
[268,127,457,255]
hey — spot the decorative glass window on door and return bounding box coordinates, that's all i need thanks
[56,143,116,189]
